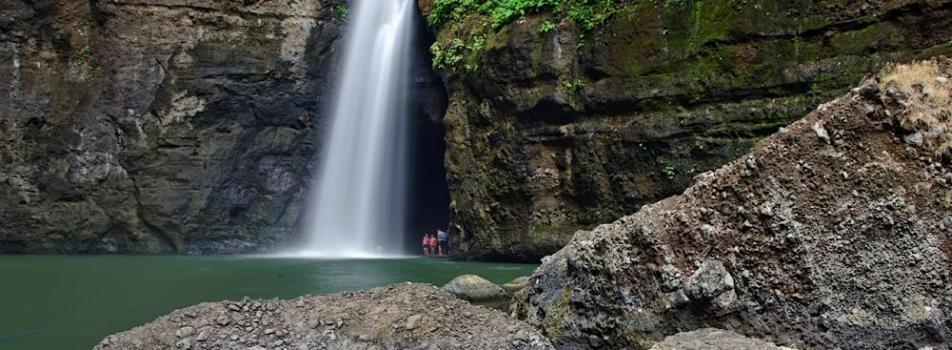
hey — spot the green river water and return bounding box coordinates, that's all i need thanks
[0,255,537,350]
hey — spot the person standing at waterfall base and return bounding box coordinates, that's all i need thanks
[422,233,431,256]
[437,229,448,256]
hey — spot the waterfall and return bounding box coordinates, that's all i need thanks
[299,0,415,258]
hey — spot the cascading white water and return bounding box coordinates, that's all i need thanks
[299,0,415,258]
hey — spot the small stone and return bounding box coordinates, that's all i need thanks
[307,320,321,329]
[228,304,241,312]
[175,326,195,338]
[904,132,924,147]
[264,328,275,335]
[175,339,191,349]
[812,122,831,144]
[663,290,690,309]
[405,314,423,330]
[196,331,208,342]
[937,76,948,85]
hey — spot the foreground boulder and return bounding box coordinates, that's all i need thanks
[96,283,553,350]
[649,329,795,350]
[515,59,952,350]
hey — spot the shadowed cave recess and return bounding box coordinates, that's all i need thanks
[395,7,450,254]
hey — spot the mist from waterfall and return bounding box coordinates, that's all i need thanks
[298,0,415,258]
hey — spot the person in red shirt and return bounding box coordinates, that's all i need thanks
[422,233,431,256]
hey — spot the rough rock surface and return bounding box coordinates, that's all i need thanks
[0,0,445,253]
[0,0,338,253]
[95,283,554,350]
[513,59,952,349]
[649,328,795,350]
[502,276,531,296]
[421,0,952,261]
[442,274,510,309]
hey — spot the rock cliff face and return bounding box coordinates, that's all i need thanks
[0,0,342,253]
[513,59,952,349]
[0,0,446,254]
[421,0,952,261]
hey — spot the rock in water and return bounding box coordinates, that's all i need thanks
[515,59,952,350]
[442,274,510,305]
[95,284,553,350]
[649,329,796,350]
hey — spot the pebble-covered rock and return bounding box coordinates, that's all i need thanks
[95,283,553,350]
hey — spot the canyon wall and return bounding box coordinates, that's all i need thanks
[0,0,348,253]
[421,0,952,261]
[3,0,951,259]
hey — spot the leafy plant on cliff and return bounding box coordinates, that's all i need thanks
[428,0,617,30]
[428,0,617,72]
[538,20,556,33]
[431,35,487,72]
[431,38,466,71]
[335,4,348,21]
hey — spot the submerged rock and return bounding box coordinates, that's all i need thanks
[95,283,553,350]
[515,59,952,350]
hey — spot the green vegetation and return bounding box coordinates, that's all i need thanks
[431,35,488,72]
[428,0,617,30]
[428,0,617,72]
[431,38,466,71]
[663,162,677,181]
[335,4,348,20]
[561,77,586,92]
[538,20,556,33]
